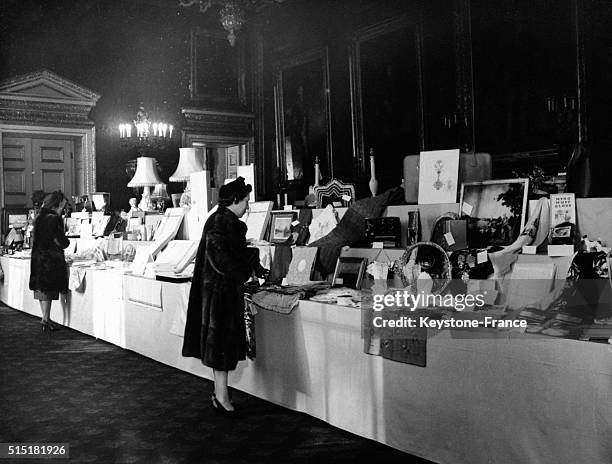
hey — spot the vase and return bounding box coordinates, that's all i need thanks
[368,155,378,197]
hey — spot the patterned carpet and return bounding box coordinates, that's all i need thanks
[0,304,433,464]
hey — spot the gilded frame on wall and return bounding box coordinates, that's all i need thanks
[273,47,333,188]
[190,28,247,107]
[349,15,423,177]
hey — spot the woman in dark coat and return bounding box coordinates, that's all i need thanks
[29,191,70,332]
[182,177,265,414]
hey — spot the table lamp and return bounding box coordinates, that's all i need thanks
[169,147,204,207]
[127,156,164,211]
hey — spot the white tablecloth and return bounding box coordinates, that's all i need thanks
[3,257,611,464]
[0,256,124,344]
[122,277,612,464]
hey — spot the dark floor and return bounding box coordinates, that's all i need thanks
[0,304,434,464]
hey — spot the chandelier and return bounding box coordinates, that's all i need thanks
[119,105,173,155]
[219,1,245,47]
[179,0,286,46]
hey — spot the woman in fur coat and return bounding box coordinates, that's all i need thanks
[28,191,70,332]
[182,177,266,414]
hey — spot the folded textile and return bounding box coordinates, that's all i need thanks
[268,244,292,284]
[244,298,256,359]
[258,281,330,295]
[68,266,87,292]
[251,291,302,314]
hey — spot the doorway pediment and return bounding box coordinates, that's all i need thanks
[0,69,100,127]
[0,69,100,106]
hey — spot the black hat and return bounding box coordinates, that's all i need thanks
[218,176,252,201]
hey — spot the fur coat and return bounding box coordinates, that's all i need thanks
[182,206,260,371]
[29,207,70,293]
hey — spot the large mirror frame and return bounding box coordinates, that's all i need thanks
[273,47,333,189]
[349,15,423,178]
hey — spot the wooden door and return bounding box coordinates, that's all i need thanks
[2,135,74,208]
[31,138,73,199]
[2,136,34,207]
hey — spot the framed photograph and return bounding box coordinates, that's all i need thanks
[459,178,529,248]
[332,257,368,290]
[274,47,332,187]
[268,211,297,244]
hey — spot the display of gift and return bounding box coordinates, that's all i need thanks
[364,217,401,248]
[153,240,198,274]
[440,219,468,252]
[548,193,576,256]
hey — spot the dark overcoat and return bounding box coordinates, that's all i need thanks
[29,207,70,293]
[182,206,259,371]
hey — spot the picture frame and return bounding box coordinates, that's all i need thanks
[241,201,273,241]
[2,207,27,236]
[274,47,332,187]
[459,178,529,248]
[225,145,241,180]
[268,211,297,244]
[65,217,81,237]
[332,257,368,290]
[190,28,246,107]
[349,15,420,177]
[7,213,27,228]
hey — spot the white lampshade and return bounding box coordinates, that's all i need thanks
[151,183,169,199]
[127,157,163,187]
[169,147,204,182]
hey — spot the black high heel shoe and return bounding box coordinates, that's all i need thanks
[211,393,235,405]
[41,321,59,332]
[211,396,237,416]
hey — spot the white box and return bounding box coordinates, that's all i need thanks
[547,245,575,257]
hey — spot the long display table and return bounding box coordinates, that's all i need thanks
[0,256,125,346]
[1,256,610,464]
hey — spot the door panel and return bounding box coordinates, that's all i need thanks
[2,136,74,208]
[32,138,73,197]
[2,136,33,207]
